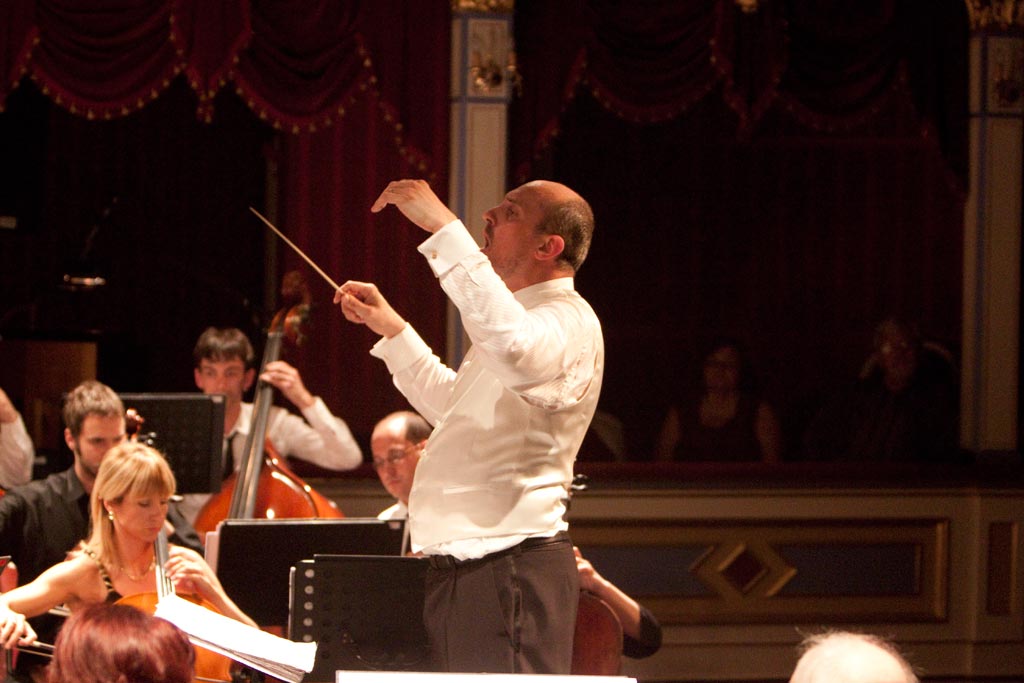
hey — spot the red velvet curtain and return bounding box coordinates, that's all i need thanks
[510,0,968,458]
[0,0,450,449]
[273,1,451,448]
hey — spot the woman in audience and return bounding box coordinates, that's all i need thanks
[655,337,781,463]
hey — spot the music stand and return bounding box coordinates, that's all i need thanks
[213,518,405,627]
[118,392,224,494]
[289,555,431,681]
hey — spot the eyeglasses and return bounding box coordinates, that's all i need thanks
[371,442,422,470]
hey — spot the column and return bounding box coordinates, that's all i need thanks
[962,4,1024,457]
[447,0,517,366]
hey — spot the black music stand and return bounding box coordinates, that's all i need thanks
[212,518,405,627]
[289,555,431,681]
[118,392,224,494]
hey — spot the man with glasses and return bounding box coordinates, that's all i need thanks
[370,411,431,520]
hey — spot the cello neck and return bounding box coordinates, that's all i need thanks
[228,330,284,520]
[154,528,174,599]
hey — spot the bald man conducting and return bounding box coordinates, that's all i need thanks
[336,178,603,674]
[790,631,919,683]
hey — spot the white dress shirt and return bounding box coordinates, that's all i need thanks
[370,219,604,560]
[377,501,408,520]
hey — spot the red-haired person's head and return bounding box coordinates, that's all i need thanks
[47,603,194,683]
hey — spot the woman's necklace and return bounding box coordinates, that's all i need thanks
[120,556,156,581]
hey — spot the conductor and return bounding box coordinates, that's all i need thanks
[335,178,604,674]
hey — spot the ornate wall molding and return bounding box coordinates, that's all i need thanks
[451,0,513,14]
[966,0,1024,30]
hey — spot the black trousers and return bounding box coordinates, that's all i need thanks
[423,532,579,673]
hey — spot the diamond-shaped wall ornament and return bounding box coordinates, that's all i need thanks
[692,541,797,599]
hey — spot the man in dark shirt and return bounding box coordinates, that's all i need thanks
[0,380,199,682]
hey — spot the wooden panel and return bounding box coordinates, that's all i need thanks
[571,518,948,625]
[987,521,1018,616]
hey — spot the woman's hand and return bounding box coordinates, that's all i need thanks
[0,604,36,650]
[164,546,222,600]
[164,546,257,628]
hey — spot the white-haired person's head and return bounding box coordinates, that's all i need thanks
[789,631,919,683]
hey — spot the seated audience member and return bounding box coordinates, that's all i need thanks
[802,318,959,462]
[655,337,781,463]
[574,547,662,659]
[46,603,195,683]
[370,411,431,520]
[0,387,33,489]
[0,441,255,652]
[789,631,919,683]
[184,326,363,522]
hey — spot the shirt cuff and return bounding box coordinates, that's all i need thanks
[370,324,433,374]
[417,219,480,277]
[299,396,331,426]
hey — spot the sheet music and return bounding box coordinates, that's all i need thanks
[155,593,316,683]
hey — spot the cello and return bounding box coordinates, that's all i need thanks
[572,591,624,675]
[119,410,239,683]
[117,530,236,683]
[566,476,625,675]
[194,275,343,542]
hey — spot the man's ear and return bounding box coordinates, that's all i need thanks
[535,234,565,263]
[64,427,76,453]
[243,367,257,392]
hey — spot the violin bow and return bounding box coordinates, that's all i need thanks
[248,207,340,291]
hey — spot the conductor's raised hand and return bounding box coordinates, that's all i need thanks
[370,179,457,233]
[334,281,407,339]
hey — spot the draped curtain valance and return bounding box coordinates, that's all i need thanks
[0,0,437,173]
[509,0,968,458]
[511,0,967,188]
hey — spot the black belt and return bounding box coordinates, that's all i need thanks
[426,531,570,570]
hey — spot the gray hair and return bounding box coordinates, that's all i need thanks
[790,631,919,683]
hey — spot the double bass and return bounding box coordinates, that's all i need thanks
[194,276,343,541]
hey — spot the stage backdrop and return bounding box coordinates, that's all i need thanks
[0,0,450,456]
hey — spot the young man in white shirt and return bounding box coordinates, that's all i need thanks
[336,178,603,673]
[183,327,363,523]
